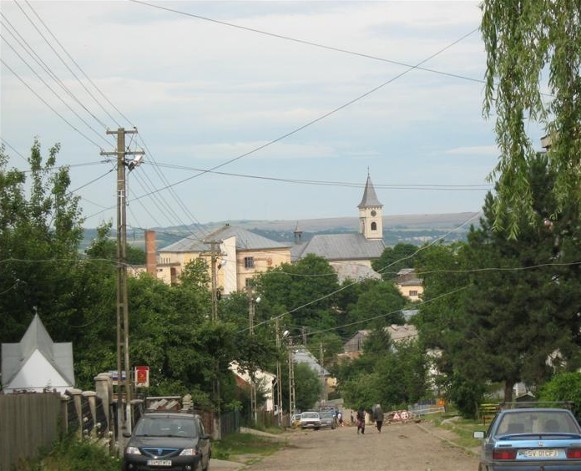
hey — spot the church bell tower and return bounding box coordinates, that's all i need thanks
[358,173,383,240]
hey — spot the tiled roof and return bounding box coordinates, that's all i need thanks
[160,225,290,252]
[291,233,385,261]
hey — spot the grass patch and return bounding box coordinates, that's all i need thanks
[12,435,121,471]
[212,432,286,462]
[440,418,485,449]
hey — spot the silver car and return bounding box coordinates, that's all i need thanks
[319,410,337,429]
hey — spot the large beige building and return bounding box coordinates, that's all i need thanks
[156,224,291,294]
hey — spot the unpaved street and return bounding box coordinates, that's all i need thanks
[241,421,479,471]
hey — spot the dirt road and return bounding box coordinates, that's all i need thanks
[222,421,480,471]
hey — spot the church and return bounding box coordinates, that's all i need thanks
[291,173,386,282]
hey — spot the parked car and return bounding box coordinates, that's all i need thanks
[122,411,211,471]
[319,410,337,429]
[473,407,581,470]
[300,411,322,430]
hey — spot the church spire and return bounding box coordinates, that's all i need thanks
[358,173,383,209]
[358,173,383,240]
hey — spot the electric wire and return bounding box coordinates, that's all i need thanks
[11,2,111,130]
[128,0,482,86]
[128,27,481,203]
[0,58,105,149]
[152,162,492,191]
[244,211,482,333]
[0,31,111,147]
[23,0,124,128]
[4,4,204,236]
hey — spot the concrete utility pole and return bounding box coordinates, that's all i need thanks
[248,290,260,424]
[275,318,283,427]
[319,342,326,404]
[204,239,224,439]
[288,337,296,423]
[101,128,143,441]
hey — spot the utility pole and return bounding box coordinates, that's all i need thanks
[101,128,143,441]
[248,289,260,424]
[288,337,296,424]
[275,318,283,427]
[319,342,326,404]
[207,240,222,322]
[205,239,223,439]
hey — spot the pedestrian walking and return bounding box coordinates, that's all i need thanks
[356,407,366,435]
[373,403,384,433]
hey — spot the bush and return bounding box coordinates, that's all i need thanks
[14,435,121,471]
[539,372,581,419]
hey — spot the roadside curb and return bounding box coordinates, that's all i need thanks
[415,422,479,457]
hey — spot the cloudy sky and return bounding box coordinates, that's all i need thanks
[1,1,547,233]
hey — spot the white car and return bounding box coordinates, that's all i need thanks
[300,411,322,430]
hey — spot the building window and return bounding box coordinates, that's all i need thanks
[371,222,377,231]
[245,277,255,288]
[409,290,418,297]
[244,256,255,269]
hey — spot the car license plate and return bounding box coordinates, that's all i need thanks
[521,449,558,458]
[147,459,172,466]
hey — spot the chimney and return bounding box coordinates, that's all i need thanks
[145,230,157,276]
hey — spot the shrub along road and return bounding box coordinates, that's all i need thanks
[213,420,480,471]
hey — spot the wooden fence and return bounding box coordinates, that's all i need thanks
[0,392,63,471]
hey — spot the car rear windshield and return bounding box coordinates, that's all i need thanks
[496,411,580,435]
[302,412,319,419]
[134,416,199,438]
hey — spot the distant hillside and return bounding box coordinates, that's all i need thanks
[81,212,480,251]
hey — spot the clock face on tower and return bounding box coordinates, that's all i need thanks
[370,210,377,216]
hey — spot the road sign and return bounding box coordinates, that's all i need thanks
[135,366,150,388]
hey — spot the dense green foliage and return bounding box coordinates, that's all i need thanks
[481,0,581,237]
[13,435,121,471]
[416,154,581,412]
[539,372,581,419]
[7,139,581,422]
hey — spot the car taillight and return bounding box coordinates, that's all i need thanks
[493,449,517,460]
[567,448,581,459]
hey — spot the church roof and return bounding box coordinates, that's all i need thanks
[160,224,290,252]
[291,233,385,262]
[357,174,383,209]
[1,314,75,390]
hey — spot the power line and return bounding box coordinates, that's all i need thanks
[0,58,105,149]
[23,0,125,128]
[129,0,482,85]
[152,162,492,191]
[126,27,480,203]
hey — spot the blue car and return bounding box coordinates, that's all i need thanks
[474,407,581,470]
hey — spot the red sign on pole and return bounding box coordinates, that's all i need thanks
[135,366,150,388]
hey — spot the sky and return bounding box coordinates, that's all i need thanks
[1,0,548,233]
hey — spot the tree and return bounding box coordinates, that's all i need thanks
[255,254,340,331]
[481,0,581,237]
[85,221,145,265]
[346,280,406,333]
[372,243,419,281]
[0,140,84,343]
[417,154,581,404]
